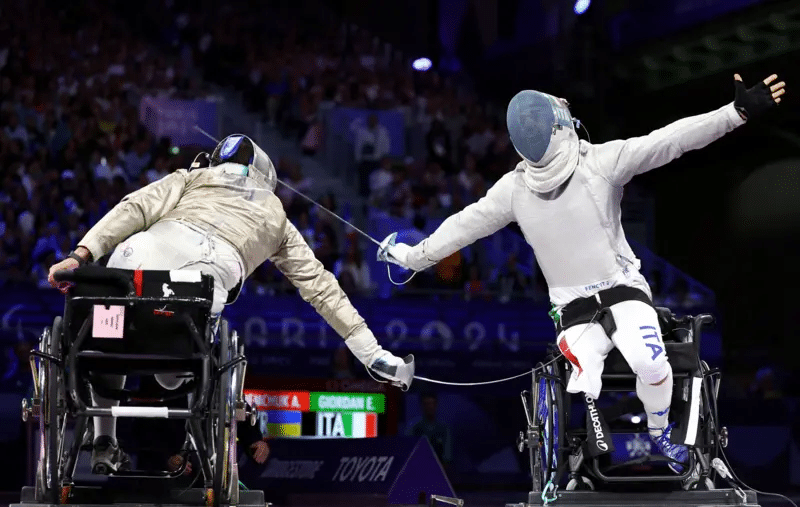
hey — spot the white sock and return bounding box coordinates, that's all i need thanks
[91,374,126,444]
[636,373,672,437]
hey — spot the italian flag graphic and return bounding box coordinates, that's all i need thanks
[348,412,378,438]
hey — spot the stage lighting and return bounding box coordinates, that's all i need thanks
[412,57,433,72]
[631,415,642,424]
[574,0,591,15]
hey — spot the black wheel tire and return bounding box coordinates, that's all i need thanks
[538,363,562,491]
[213,319,233,506]
[44,317,62,503]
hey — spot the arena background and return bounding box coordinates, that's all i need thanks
[1,0,799,505]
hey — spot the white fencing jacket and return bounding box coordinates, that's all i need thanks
[405,103,745,306]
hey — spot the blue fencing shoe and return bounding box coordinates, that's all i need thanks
[650,422,689,474]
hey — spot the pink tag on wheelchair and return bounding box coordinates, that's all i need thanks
[92,305,125,339]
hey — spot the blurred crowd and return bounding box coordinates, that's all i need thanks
[0,0,711,309]
[0,0,210,289]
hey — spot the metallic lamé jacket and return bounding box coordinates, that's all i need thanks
[78,164,367,339]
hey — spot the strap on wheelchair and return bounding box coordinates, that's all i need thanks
[555,286,653,334]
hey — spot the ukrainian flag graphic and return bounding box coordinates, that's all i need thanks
[264,410,302,437]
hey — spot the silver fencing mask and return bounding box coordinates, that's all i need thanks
[507,90,580,193]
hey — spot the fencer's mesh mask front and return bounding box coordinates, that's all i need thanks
[507,90,580,193]
[210,134,278,192]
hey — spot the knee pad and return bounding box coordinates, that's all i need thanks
[636,357,672,386]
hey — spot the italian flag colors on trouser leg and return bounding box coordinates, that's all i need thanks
[348,412,378,438]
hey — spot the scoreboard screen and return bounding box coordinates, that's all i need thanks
[244,389,385,438]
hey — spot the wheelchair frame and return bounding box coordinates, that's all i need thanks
[21,267,258,507]
[517,308,736,503]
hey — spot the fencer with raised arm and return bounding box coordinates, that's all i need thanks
[379,74,785,473]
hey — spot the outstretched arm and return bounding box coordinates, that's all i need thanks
[592,73,785,186]
[392,171,516,272]
[269,220,368,340]
[270,220,414,388]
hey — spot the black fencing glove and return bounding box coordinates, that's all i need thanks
[734,75,778,121]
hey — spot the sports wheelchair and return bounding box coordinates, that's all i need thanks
[20,266,260,507]
[515,307,749,505]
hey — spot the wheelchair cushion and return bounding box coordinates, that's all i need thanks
[603,342,699,376]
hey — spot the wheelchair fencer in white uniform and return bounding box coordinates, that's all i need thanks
[379,75,784,477]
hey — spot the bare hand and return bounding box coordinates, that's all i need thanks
[735,73,786,104]
[250,440,270,464]
[47,258,80,293]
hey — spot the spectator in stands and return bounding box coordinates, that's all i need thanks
[334,242,373,297]
[388,165,413,219]
[276,158,313,219]
[426,119,454,176]
[493,253,530,304]
[406,391,452,467]
[456,152,485,205]
[434,251,464,294]
[368,156,395,208]
[354,113,391,195]
[463,116,495,162]
[464,264,488,302]
[124,137,152,181]
[398,215,428,247]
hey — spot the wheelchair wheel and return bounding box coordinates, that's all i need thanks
[536,361,564,492]
[212,319,238,506]
[36,317,62,503]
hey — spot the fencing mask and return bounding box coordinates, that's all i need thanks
[210,134,278,192]
[507,90,580,193]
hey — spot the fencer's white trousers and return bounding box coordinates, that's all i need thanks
[557,300,671,399]
[107,220,244,314]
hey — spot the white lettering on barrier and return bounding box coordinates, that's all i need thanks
[464,321,487,352]
[358,457,377,482]
[281,317,305,347]
[317,395,365,411]
[420,321,454,351]
[244,317,268,348]
[332,456,394,482]
[261,458,324,479]
[238,315,525,353]
[245,393,303,410]
[498,323,520,352]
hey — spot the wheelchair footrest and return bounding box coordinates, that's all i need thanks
[15,486,265,507]
[519,489,758,507]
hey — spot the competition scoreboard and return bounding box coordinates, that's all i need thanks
[244,389,385,438]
